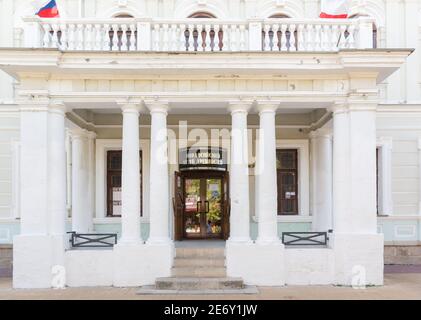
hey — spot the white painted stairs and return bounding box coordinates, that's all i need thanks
[137,246,258,295]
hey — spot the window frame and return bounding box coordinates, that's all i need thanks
[106,150,142,217]
[276,149,299,215]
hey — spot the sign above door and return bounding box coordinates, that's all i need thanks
[179,147,228,172]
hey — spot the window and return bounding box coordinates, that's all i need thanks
[188,12,217,18]
[106,150,142,217]
[276,149,298,215]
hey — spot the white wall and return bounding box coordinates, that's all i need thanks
[0,106,19,218]
[377,110,421,216]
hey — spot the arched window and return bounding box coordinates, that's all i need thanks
[269,14,291,19]
[348,14,377,48]
[188,12,217,18]
[114,13,134,18]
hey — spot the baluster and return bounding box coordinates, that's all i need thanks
[162,24,169,51]
[213,24,221,51]
[59,23,67,50]
[347,25,355,49]
[94,24,102,50]
[239,24,246,51]
[222,25,229,51]
[179,24,186,51]
[76,24,84,50]
[322,24,330,51]
[153,24,160,51]
[111,24,119,51]
[306,24,314,51]
[129,24,136,50]
[280,24,287,51]
[67,24,76,50]
[205,25,211,51]
[51,24,59,48]
[314,25,321,51]
[231,25,239,51]
[338,25,347,49]
[42,24,51,48]
[270,24,278,51]
[85,24,93,50]
[331,25,340,51]
[169,24,177,51]
[289,24,296,51]
[188,24,195,51]
[196,24,204,51]
[121,24,128,51]
[297,24,304,51]
[103,24,110,50]
[263,24,271,51]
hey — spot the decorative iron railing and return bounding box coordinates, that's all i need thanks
[21,16,375,52]
[67,231,118,248]
[282,231,328,246]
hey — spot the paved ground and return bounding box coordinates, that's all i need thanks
[1,273,421,300]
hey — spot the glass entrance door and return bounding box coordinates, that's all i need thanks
[183,176,223,239]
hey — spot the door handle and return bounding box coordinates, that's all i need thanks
[204,200,209,213]
[196,201,201,213]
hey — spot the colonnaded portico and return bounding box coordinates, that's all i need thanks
[0,48,411,288]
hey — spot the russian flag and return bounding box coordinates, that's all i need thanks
[36,0,60,18]
[320,0,349,18]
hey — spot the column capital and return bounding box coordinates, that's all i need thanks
[328,103,348,114]
[309,128,332,140]
[48,101,69,115]
[228,100,253,114]
[70,128,89,140]
[256,101,279,114]
[144,99,170,114]
[117,99,142,114]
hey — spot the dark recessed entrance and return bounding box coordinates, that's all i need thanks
[174,170,230,240]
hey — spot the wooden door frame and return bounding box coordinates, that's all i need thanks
[175,170,229,240]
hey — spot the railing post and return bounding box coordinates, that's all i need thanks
[22,16,42,48]
[357,17,374,49]
[137,19,152,51]
[248,19,262,51]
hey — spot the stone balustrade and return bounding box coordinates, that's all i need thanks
[22,16,375,52]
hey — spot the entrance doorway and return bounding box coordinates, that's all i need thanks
[173,171,230,240]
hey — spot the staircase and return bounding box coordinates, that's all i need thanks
[138,245,258,295]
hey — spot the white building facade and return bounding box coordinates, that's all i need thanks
[0,0,420,288]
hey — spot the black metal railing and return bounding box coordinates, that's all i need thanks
[281,232,328,246]
[67,231,117,248]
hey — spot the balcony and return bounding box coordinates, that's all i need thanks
[22,16,375,52]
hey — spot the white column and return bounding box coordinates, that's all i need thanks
[332,105,351,233]
[71,130,90,233]
[310,129,333,231]
[120,104,142,244]
[87,132,96,226]
[48,103,67,238]
[256,103,279,244]
[228,102,251,243]
[418,138,421,216]
[332,102,378,234]
[147,101,171,244]
[19,104,49,235]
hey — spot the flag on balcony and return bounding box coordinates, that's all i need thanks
[320,0,349,18]
[35,0,60,18]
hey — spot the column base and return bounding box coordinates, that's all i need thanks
[226,241,285,286]
[332,233,384,286]
[13,235,65,289]
[113,241,174,287]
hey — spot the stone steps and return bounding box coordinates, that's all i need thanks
[172,266,226,277]
[137,244,257,295]
[174,257,225,267]
[155,277,245,290]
